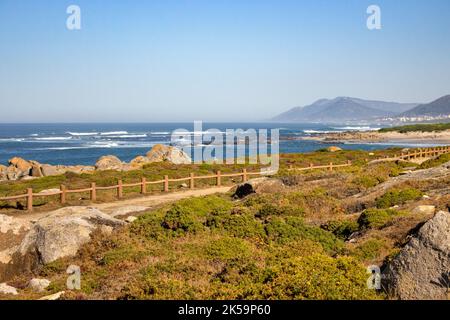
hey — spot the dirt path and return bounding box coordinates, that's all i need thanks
[16,186,233,222]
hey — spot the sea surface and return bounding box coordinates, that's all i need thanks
[0,123,444,166]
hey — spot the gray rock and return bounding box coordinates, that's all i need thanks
[18,206,125,265]
[382,211,450,300]
[0,283,18,295]
[126,216,138,223]
[28,278,51,292]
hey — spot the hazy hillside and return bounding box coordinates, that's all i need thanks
[272,97,417,123]
[401,95,450,117]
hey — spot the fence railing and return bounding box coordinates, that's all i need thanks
[0,169,263,212]
[1,146,449,212]
[368,145,450,163]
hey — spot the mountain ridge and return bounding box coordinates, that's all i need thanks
[272,97,419,123]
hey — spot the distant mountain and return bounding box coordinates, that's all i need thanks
[272,97,418,123]
[400,95,450,117]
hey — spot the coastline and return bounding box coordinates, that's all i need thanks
[290,129,450,145]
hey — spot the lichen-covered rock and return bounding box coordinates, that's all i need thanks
[0,165,7,181]
[382,211,450,300]
[95,155,124,171]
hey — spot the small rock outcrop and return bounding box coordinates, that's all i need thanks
[412,205,436,215]
[233,177,284,198]
[326,146,343,152]
[28,278,51,292]
[0,283,18,295]
[382,211,450,300]
[95,155,124,171]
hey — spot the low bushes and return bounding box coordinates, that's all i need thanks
[358,208,405,229]
[375,188,423,209]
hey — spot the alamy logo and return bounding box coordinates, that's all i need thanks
[367,5,382,30]
[367,265,381,290]
[66,265,81,290]
[171,121,279,174]
[66,5,81,30]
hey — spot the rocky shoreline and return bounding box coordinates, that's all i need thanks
[0,144,191,182]
[291,129,450,144]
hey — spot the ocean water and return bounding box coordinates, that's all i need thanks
[0,123,442,166]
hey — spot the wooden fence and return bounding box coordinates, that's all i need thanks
[368,145,450,163]
[1,146,449,212]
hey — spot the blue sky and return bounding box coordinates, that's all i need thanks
[0,0,449,122]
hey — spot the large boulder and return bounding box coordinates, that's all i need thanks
[382,211,450,300]
[95,155,124,171]
[8,157,32,174]
[18,207,125,265]
[5,166,24,180]
[30,161,43,177]
[233,177,285,198]
[146,144,191,165]
[40,164,58,177]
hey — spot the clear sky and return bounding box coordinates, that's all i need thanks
[0,0,449,122]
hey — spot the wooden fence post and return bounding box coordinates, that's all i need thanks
[347,160,351,165]
[329,162,333,171]
[190,173,195,189]
[117,180,123,199]
[90,182,96,201]
[242,169,247,182]
[27,188,33,212]
[309,163,314,168]
[60,185,66,205]
[164,175,169,192]
[141,177,146,194]
[216,171,221,186]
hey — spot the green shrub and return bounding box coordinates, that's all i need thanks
[262,254,380,300]
[375,188,423,208]
[322,219,359,239]
[207,212,266,239]
[352,239,387,261]
[358,208,404,229]
[206,237,252,263]
[265,217,343,254]
[162,205,205,235]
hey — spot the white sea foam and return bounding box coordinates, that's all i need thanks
[303,130,340,134]
[107,134,147,138]
[0,138,26,142]
[100,131,128,136]
[34,137,73,141]
[67,132,99,136]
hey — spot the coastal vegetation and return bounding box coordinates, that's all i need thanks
[2,145,448,300]
[379,122,450,133]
